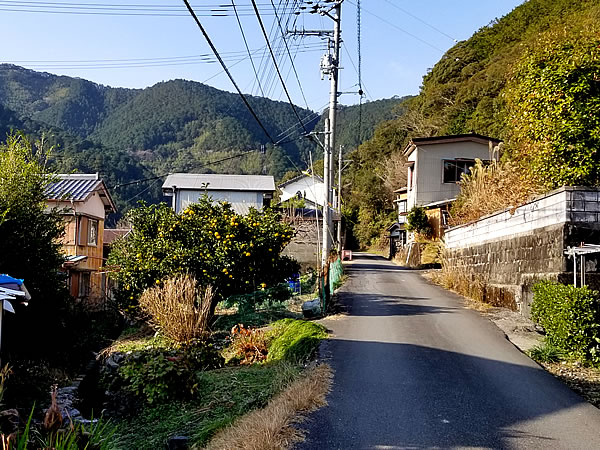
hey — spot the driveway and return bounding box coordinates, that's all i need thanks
[296,253,600,449]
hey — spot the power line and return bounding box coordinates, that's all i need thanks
[346,0,444,53]
[231,0,265,97]
[269,0,309,109]
[356,0,363,148]
[382,0,458,43]
[250,0,308,133]
[181,0,276,143]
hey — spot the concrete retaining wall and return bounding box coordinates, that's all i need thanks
[445,187,600,316]
[282,219,321,269]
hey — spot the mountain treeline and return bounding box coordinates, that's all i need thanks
[345,0,600,248]
[0,65,396,221]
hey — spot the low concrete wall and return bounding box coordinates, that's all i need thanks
[282,219,321,269]
[445,187,600,316]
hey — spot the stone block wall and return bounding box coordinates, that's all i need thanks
[282,219,321,270]
[445,187,600,317]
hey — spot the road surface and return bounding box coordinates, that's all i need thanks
[296,253,600,449]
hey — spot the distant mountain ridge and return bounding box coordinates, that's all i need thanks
[0,64,406,218]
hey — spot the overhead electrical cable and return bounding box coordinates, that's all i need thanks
[346,0,444,53]
[231,0,266,97]
[382,0,458,43]
[181,0,276,143]
[249,0,309,133]
[269,0,309,109]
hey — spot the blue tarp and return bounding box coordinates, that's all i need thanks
[0,275,24,287]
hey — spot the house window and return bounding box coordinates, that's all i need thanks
[443,159,476,183]
[79,272,91,298]
[88,219,98,246]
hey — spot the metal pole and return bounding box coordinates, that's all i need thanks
[337,145,343,250]
[581,255,585,287]
[321,118,331,269]
[574,253,577,287]
[327,1,341,257]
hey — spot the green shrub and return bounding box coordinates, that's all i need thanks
[406,206,432,237]
[117,341,224,404]
[267,319,328,363]
[531,280,600,364]
[528,340,565,363]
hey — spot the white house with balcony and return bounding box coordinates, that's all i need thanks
[400,133,501,241]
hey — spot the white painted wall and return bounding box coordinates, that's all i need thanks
[177,189,265,215]
[48,191,107,219]
[444,188,600,249]
[279,177,325,207]
[407,141,491,209]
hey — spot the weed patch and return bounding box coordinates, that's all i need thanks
[267,319,328,363]
[112,363,302,449]
[205,363,333,450]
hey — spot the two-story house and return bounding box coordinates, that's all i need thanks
[45,173,116,306]
[162,173,276,216]
[398,133,501,241]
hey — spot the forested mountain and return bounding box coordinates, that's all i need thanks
[346,0,600,247]
[0,102,152,224]
[313,97,410,154]
[0,65,401,220]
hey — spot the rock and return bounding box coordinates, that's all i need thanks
[167,435,189,450]
[302,299,322,318]
[0,409,20,435]
[105,352,125,371]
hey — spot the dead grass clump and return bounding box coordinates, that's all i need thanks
[432,249,488,306]
[228,324,269,364]
[139,275,213,343]
[203,363,333,450]
[450,158,542,226]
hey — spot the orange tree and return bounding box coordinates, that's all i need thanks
[106,197,298,313]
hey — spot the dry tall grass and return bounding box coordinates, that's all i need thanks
[203,364,333,450]
[450,159,541,226]
[138,275,213,343]
[432,248,489,307]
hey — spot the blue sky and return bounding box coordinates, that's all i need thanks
[1,1,525,111]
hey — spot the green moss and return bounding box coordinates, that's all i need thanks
[267,319,328,363]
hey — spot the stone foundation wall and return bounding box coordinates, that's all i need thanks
[445,187,600,317]
[282,219,321,269]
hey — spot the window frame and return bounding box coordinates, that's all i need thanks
[442,158,477,184]
[87,218,99,246]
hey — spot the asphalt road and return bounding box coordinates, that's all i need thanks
[296,253,600,450]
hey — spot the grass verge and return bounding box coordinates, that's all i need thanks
[110,318,329,449]
[204,363,333,450]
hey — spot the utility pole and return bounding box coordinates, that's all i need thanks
[289,1,343,269]
[337,145,343,250]
[322,117,331,269]
[327,2,341,265]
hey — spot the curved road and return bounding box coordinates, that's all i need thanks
[297,253,600,449]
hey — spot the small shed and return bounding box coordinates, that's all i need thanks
[163,173,276,215]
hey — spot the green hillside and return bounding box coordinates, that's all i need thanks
[0,65,405,219]
[345,0,600,247]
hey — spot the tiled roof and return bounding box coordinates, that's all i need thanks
[45,174,117,212]
[46,174,101,201]
[163,173,276,192]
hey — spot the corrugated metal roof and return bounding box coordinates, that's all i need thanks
[46,174,101,201]
[163,173,276,192]
[45,174,117,213]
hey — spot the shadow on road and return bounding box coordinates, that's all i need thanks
[298,339,594,449]
[335,293,457,317]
